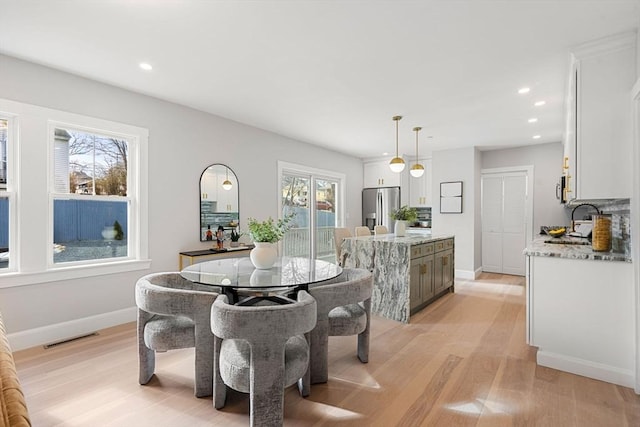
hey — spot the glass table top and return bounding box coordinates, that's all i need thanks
[180,256,342,290]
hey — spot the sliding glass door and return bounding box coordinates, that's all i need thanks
[279,162,344,262]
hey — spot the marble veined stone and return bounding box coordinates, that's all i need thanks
[341,234,455,323]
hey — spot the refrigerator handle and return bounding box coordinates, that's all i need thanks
[377,190,382,226]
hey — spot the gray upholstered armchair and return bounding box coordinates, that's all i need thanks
[211,291,317,427]
[308,268,373,384]
[135,272,219,398]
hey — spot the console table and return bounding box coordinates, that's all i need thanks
[178,246,253,269]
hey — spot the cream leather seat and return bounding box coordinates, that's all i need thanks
[374,225,388,235]
[355,226,372,237]
[333,227,352,266]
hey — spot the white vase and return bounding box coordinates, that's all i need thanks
[394,220,407,237]
[250,242,278,269]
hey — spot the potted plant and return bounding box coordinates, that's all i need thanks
[247,214,294,269]
[389,205,418,237]
[229,229,243,247]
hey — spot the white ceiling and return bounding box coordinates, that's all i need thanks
[1,1,639,159]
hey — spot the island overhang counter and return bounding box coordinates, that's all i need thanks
[340,234,455,323]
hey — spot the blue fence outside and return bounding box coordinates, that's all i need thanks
[283,206,335,228]
[53,199,128,243]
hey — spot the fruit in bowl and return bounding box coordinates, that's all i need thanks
[546,227,566,238]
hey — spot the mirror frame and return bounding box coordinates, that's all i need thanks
[199,163,239,242]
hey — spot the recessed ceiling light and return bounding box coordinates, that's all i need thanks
[528,118,538,123]
[518,87,530,94]
[382,152,389,156]
[534,100,546,106]
[532,135,541,139]
[139,62,153,71]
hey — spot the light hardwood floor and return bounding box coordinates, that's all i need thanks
[13,273,640,426]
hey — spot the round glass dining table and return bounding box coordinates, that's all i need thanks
[180,256,342,304]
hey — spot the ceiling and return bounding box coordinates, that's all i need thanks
[1,1,639,160]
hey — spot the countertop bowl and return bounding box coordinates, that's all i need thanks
[542,226,567,238]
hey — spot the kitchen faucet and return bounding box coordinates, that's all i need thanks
[570,203,601,231]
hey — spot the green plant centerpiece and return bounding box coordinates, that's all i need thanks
[247,214,294,243]
[247,214,295,269]
[389,205,417,237]
[389,205,418,222]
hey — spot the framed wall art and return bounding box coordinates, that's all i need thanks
[440,181,463,213]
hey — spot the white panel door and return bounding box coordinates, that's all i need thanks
[481,175,504,273]
[481,172,527,276]
[502,174,527,275]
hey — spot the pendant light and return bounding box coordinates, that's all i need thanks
[410,127,425,178]
[222,167,233,190]
[389,115,405,173]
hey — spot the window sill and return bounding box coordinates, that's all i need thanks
[0,259,152,288]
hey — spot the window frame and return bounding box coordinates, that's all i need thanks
[47,121,137,268]
[0,98,150,288]
[0,113,17,273]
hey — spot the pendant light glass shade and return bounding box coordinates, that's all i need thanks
[222,167,233,190]
[410,126,425,178]
[389,115,405,173]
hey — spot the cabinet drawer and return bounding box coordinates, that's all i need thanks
[411,243,434,258]
[435,238,453,252]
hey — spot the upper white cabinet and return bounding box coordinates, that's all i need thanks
[565,32,636,200]
[363,158,408,205]
[408,158,433,207]
[363,159,403,188]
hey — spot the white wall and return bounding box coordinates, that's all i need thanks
[0,55,364,348]
[482,142,568,233]
[431,146,480,278]
[432,143,566,279]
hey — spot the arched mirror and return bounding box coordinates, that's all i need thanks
[199,164,239,241]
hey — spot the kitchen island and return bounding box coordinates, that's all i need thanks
[341,234,455,323]
[524,236,633,387]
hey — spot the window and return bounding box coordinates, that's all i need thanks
[278,161,345,262]
[51,126,130,264]
[0,98,149,287]
[0,117,10,270]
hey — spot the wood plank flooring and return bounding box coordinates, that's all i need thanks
[12,273,640,426]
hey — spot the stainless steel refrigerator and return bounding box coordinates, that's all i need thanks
[362,187,401,232]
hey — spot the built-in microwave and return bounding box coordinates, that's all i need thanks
[556,176,567,204]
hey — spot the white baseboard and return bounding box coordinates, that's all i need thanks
[8,307,137,351]
[537,350,634,388]
[455,267,482,280]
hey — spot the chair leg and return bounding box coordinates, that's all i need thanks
[310,323,329,384]
[298,332,311,397]
[137,311,155,385]
[194,330,214,398]
[213,336,227,409]
[357,300,371,363]
[357,330,369,363]
[250,348,286,427]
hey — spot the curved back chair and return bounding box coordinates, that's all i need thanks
[308,268,373,384]
[355,226,372,237]
[135,272,219,397]
[374,225,388,235]
[211,291,317,427]
[333,227,352,266]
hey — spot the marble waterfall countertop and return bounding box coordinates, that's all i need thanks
[340,233,455,323]
[523,235,631,263]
